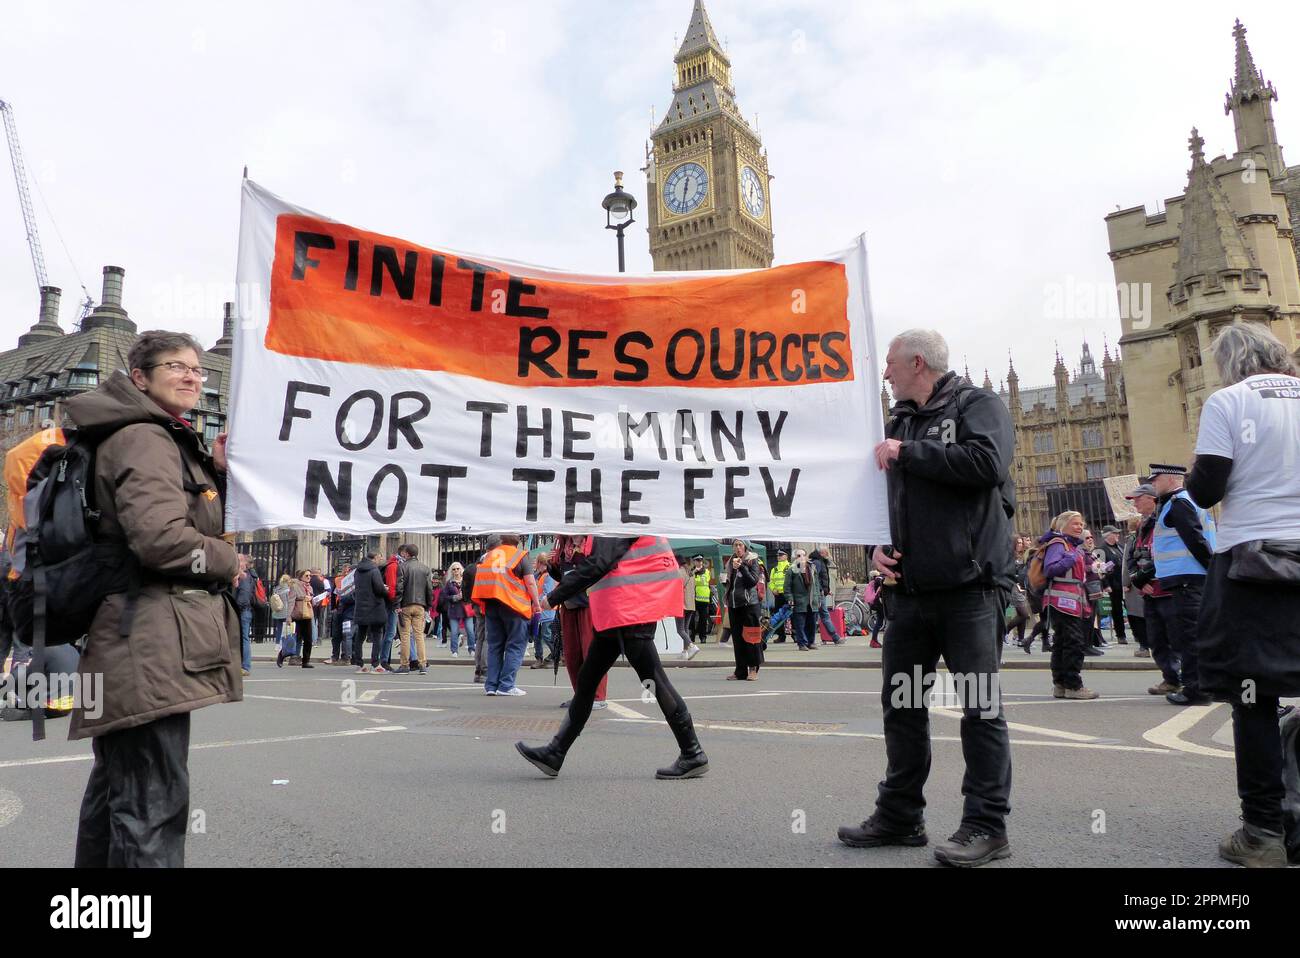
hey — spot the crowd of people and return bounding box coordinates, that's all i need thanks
[2,322,1296,871]
[229,536,854,698]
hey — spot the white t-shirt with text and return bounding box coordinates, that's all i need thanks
[1194,373,1300,552]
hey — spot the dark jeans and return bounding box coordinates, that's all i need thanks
[562,622,688,745]
[331,613,347,661]
[792,608,813,648]
[729,603,762,678]
[1146,587,1200,691]
[75,712,191,868]
[875,586,1012,838]
[1129,613,1148,651]
[692,601,712,642]
[295,619,313,665]
[353,621,382,666]
[1232,697,1285,832]
[1107,584,1127,640]
[1049,610,1086,690]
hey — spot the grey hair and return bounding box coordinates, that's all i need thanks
[1211,321,1299,385]
[889,329,949,373]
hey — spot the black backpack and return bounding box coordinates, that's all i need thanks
[9,431,141,740]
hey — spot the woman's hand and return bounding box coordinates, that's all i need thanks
[212,433,229,473]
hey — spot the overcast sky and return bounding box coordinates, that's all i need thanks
[1,0,1296,391]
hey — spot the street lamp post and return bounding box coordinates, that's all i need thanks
[602,171,638,273]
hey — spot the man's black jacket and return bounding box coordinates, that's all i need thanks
[879,372,1016,594]
[1099,541,1124,590]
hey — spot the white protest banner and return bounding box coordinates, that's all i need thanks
[227,180,890,543]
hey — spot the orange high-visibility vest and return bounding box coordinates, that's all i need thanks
[586,537,682,632]
[3,426,65,580]
[472,545,532,618]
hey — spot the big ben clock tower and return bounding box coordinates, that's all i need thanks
[645,0,774,271]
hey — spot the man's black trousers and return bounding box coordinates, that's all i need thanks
[1145,585,1202,693]
[874,586,1012,838]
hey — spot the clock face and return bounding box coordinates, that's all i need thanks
[740,166,765,218]
[663,162,709,216]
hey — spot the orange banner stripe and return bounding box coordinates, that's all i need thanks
[266,213,853,389]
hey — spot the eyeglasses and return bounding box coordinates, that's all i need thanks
[146,362,209,382]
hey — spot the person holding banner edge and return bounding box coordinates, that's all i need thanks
[839,328,1016,868]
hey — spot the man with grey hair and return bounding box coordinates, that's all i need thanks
[837,329,1017,867]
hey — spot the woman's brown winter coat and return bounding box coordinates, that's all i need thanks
[63,372,240,739]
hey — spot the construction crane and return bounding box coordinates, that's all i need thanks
[1,98,50,293]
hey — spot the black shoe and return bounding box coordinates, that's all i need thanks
[1084,646,1105,657]
[515,741,565,778]
[933,827,1011,867]
[301,663,314,669]
[656,747,709,779]
[837,815,927,848]
[276,650,285,669]
[393,667,410,674]
[1166,690,1212,706]
[658,708,709,779]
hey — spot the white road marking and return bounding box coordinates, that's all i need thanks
[0,787,22,828]
[358,690,382,702]
[603,701,649,719]
[1142,703,1233,758]
[244,694,444,714]
[1001,696,1154,706]
[607,717,1170,752]
[352,686,485,694]
[931,707,1103,743]
[608,692,785,703]
[340,706,362,714]
[1211,718,1236,748]
[0,725,405,769]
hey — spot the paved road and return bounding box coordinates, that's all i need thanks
[0,661,1281,868]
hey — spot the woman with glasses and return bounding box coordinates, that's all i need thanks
[66,331,238,867]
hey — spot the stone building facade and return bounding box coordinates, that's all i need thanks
[1106,20,1300,468]
[995,344,1134,536]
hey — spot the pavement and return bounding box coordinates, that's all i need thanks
[255,629,1164,671]
[3,657,1287,868]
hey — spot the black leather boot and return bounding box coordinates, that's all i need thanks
[515,717,579,778]
[656,708,709,779]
